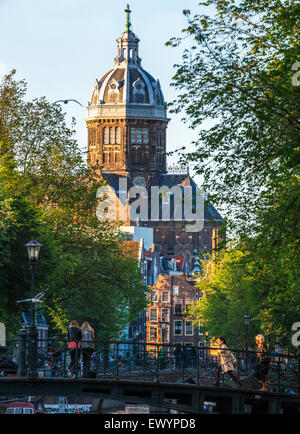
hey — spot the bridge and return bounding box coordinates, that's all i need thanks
[0,376,300,414]
[0,338,299,414]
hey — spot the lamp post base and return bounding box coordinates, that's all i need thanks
[27,325,38,379]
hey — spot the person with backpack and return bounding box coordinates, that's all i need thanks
[214,337,241,387]
[80,322,95,377]
[67,320,82,378]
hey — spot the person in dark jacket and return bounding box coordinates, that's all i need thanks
[80,321,95,377]
[67,320,81,377]
[254,334,270,391]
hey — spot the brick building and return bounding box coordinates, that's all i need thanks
[85,6,223,270]
[146,274,203,353]
[85,7,223,346]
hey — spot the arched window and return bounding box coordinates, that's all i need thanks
[131,127,136,144]
[103,127,109,144]
[137,128,142,144]
[109,127,115,144]
[142,128,148,144]
[116,127,121,144]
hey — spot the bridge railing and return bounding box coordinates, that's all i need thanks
[0,337,299,394]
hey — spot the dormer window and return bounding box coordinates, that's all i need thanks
[108,79,120,95]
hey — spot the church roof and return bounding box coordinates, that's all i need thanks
[101,172,223,224]
[88,8,166,117]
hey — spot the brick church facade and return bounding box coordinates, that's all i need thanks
[85,7,223,346]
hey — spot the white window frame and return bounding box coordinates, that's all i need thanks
[161,308,170,322]
[172,285,179,295]
[149,325,158,342]
[161,325,169,343]
[161,291,170,303]
[149,308,158,322]
[185,320,194,336]
[149,291,158,302]
[174,320,183,336]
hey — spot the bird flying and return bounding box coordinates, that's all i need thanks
[54,99,83,107]
[16,288,49,304]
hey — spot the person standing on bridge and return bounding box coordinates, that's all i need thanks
[81,321,95,377]
[67,320,82,378]
[214,337,241,387]
[254,334,270,392]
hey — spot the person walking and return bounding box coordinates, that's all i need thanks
[81,321,95,377]
[67,320,82,378]
[254,334,270,392]
[214,337,241,387]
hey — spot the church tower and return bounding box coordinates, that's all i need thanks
[86,5,169,186]
[86,5,223,260]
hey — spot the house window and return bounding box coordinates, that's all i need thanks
[185,321,194,336]
[161,291,170,303]
[161,308,169,322]
[149,326,158,342]
[161,326,169,343]
[175,304,182,315]
[149,308,158,322]
[149,291,158,302]
[172,285,179,296]
[174,320,183,336]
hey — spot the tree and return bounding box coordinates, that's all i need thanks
[188,250,261,348]
[167,0,300,234]
[168,1,300,350]
[0,71,146,339]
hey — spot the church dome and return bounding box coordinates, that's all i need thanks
[89,7,166,115]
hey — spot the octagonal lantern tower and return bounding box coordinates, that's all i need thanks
[86,5,169,186]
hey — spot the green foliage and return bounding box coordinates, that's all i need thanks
[170,1,300,351]
[167,0,300,234]
[188,250,261,348]
[0,71,146,339]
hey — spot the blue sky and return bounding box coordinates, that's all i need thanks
[0,0,206,177]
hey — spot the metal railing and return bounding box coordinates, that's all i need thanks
[0,338,299,395]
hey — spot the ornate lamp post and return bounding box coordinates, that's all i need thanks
[24,240,42,378]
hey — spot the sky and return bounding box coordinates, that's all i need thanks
[0,0,207,180]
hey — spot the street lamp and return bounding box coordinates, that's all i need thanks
[243,314,251,351]
[24,240,42,378]
[25,240,42,262]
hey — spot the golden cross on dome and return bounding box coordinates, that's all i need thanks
[125,4,132,32]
